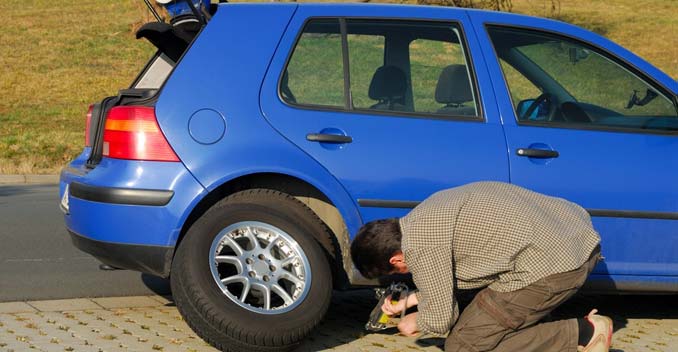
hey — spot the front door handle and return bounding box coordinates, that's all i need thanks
[516,148,559,158]
[306,133,353,144]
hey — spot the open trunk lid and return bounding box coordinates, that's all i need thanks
[85,0,218,168]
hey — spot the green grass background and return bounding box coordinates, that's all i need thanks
[0,0,676,173]
[0,1,154,173]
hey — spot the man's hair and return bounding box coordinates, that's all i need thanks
[350,218,402,279]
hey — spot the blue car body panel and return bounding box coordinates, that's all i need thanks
[155,4,364,236]
[467,11,678,282]
[61,156,206,246]
[261,4,511,223]
[60,3,678,290]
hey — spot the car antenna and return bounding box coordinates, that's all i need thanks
[143,0,164,23]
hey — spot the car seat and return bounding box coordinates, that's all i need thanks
[368,66,408,111]
[435,64,476,116]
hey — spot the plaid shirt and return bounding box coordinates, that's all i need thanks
[399,182,600,335]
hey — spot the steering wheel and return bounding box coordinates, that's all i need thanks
[521,93,556,121]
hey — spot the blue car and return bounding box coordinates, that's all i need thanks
[60,2,678,351]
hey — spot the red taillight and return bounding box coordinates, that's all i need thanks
[102,106,179,162]
[85,105,94,147]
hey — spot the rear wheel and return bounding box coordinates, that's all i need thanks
[171,189,333,352]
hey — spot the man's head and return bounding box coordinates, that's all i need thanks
[350,218,408,279]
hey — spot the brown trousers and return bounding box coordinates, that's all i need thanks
[445,248,601,352]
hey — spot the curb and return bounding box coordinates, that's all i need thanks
[0,174,59,185]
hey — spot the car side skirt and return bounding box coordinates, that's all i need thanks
[585,274,678,293]
[357,199,678,220]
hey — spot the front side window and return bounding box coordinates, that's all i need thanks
[488,26,678,131]
[282,19,480,119]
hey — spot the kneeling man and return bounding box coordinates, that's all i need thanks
[351,182,612,352]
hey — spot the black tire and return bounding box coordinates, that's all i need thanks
[171,189,333,352]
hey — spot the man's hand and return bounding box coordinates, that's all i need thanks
[397,312,419,337]
[381,294,407,316]
[381,292,419,316]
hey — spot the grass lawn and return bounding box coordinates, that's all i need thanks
[0,0,676,174]
[0,1,154,174]
[512,0,678,80]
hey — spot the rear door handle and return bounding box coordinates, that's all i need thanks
[516,148,559,158]
[306,133,353,144]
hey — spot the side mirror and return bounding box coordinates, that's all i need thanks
[517,98,550,121]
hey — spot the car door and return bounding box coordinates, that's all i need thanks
[471,13,678,291]
[260,5,509,222]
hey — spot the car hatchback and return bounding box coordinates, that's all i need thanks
[60,3,678,351]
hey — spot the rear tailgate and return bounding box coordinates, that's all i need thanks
[85,6,215,168]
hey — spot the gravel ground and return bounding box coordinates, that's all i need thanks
[0,291,676,352]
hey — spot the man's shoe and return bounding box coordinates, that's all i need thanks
[578,309,613,352]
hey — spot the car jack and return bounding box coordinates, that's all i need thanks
[365,282,409,332]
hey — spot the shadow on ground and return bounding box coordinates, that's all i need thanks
[553,292,677,332]
[307,291,677,351]
[150,285,676,351]
[140,273,172,297]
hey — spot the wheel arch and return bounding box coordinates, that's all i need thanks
[174,172,357,288]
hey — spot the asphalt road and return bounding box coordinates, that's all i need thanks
[0,184,170,302]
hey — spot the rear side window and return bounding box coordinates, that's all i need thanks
[409,38,476,115]
[284,20,344,108]
[281,18,480,119]
[488,26,678,132]
[347,32,386,110]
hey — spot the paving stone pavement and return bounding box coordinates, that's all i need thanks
[0,291,675,352]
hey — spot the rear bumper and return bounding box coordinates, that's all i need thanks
[60,155,207,276]
[69,230,173,277]
[69,181,174,206]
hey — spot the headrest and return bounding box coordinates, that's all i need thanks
[435,65,473,104]
[369,66,407,101]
